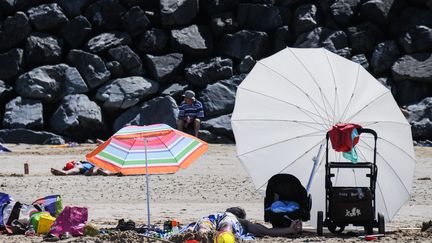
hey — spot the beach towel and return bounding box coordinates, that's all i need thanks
[32,195,63,217]
[0,193,13,228]
[328,123,362,152]
[48,206,87,237]
[265,200,300,213]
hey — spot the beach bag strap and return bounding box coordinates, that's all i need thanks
[6,202,22,226]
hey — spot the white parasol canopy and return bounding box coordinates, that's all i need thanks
[231,47,416,224]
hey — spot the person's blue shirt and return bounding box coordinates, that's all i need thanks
[178,100,204,119]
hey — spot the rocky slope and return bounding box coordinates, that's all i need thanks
[0,0,430,144]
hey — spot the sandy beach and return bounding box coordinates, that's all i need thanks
[0,144,431,242]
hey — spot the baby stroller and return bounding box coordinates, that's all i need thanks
[317,127,385,235]
[264,174,311,227]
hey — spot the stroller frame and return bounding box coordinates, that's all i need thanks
[317,128,385,235]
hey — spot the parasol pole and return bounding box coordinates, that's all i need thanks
[145,137,151,227]
[306,143,323,193]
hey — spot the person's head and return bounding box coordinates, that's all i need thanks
[183,90,196,105]
[63,161,75,171]
[225,207,246,219]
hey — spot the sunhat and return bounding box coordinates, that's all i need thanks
[182,90,196,100]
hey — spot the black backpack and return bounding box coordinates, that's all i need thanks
[264,174,311,227]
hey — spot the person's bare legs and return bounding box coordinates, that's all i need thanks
[238,219,302,237]
[51,167,81,176]
[193,118,201,137]
[177,119,185,131]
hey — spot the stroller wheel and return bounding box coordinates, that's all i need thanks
[378,213,385,234]
[328,224,345,234]
[317,211,323,236]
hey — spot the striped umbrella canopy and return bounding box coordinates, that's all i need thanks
[86,124,208,175]
[86,124,208,225]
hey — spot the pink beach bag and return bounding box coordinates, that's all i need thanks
[49,206,88,237]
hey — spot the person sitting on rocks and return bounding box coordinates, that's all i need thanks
[176,90,205,137]
[50,161,119,176]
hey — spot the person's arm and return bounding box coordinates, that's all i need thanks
[195,101,204,118]
[238,219,302,237]
[178,103,186,119]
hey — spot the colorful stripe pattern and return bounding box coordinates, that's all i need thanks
[86,124,208,175]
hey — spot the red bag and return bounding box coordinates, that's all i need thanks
[328,123,362,152]
[48,206,87,237]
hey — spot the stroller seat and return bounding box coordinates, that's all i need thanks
[264,174,311,227]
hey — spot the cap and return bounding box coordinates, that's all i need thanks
[182,90,196,100]
[214,232,235,243]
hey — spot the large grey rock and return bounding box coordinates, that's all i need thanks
[56,0,88,17]
[160,0,198,27]
[407,97,432,140]
[392,53,432,83]
[138,28,169,55]
[185,57,233,87]
[105,61,124,79]
[198,82,236,117]
[67,49,110,89]
[145,53,183,84]
[95,76,159,111]
[377,77,397,97]
[85,0,125,30]
[201,114,233,139]
[237,4,282,31]
[0,81,13,102]
[294,27,350,57]
[0,0,45,14]
[347,22,383,55]
[15,64,88,103]
[238,55,256,73]
[27,3,68,30]
[108,45,143,76]
[399,25,432,54]
[114,96,179,131]
[121,6,151,36]
[50,94,104,141]
[320,30,349,53]
[86,32,132,53]
[389,7,432,36]
[3,97,43,130]
[160,83,187,101]
[218,30,270,60]
[329,0,355,27]
[119,0,159,8]
[210,12,236,38]
[25,33,63,66]
[292,4,320,36]
[395,81,432,106]
[60,16,92,48]
[0,48,23,80]
[371,41,400,76]
[351,54,369,71]
[0,129,65,144]
[200,0,239,15]
[359,0,394,26]
[0,12,32,51]
[273,26,292,52]
[171,25,213,58]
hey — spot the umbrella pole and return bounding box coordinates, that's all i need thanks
[306,144,323,193]
[145,137,150,227]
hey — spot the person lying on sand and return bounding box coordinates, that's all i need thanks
[186,207,301,240]
[50,161,120,176]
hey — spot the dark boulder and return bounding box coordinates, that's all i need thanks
[145,53,183,84]
[27,3,68,30]
[0,12,32,52]
[210,12,236,38]
[86,32,132,53]
[370,40,400,76]
[160,0,198,27]
[50,94,104,141]
[95,76,159,111]
[108,45,143,76]
[171,25,213,58]
[377,77,397,97]
[395,80,432,106]
[329,0,355,27]
[238,55,256,73]
[15,64,87,103]
[0,0,43,14]
[160,83,187,101]
[351,54,369,71]
[389,7,432,36]
[25,33,63,66]
[119,0,159,9]
[138,28,169,55]
[114,96,179,131]
[218,30,270,60]
[359,0,395,26]
[0,129,65,144]
[198,82,236,117]
[185,57,233,87]
[407,97,432,140]
[106,61,124,79]
[0,48,23,80]
[293,27,324,48]
[85,0,125,30]
[237,4,282,31]
[60,16,92,48]
[320,30,349,53]
[392,53,432,83]
[273,26,292,52]
[3,97,43,130]
[201,114,233,139]
[294,27,350,57]
[56,0,88,17]
[67,49,111,89]
[399,25,432,54]
[279,6,292,25]
[121,6,151,36]
[292,4,320,36]
[200,0,238,15]
[347,22,384,55]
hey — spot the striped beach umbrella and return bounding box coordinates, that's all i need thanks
[86,124,208,225]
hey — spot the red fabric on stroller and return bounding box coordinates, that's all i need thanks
[328,123,362,152]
